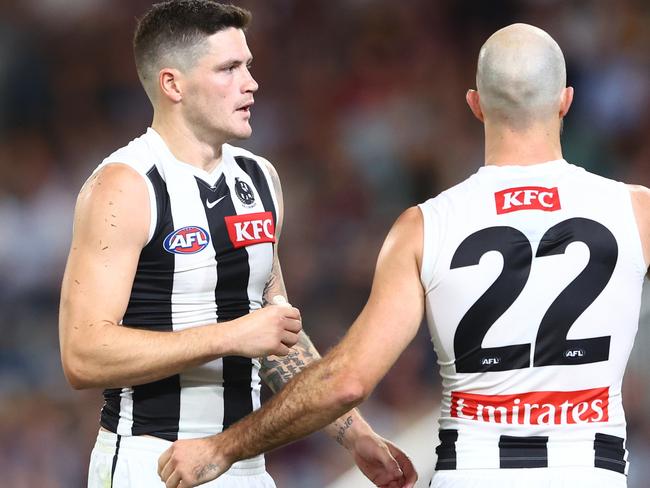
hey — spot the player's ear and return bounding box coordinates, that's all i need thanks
[159,68,184,103]
[466,89,484,123]
[559,86,574,118]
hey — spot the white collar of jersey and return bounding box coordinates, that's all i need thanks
[479,159,568,174]
[146,127,226,186]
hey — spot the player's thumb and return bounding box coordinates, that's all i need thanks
[272,295,291,307]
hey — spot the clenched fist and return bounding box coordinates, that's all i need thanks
[158,436,230,488]
[222,296,302,357]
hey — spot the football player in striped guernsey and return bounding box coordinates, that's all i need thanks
[59,1,414,487]
[157,23,650,488]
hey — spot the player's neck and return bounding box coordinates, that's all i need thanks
[151,114,224,173]
[483,120,564,167]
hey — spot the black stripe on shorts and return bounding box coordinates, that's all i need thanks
[594,433,626,474]
[435,429,458,470]
[499,435,548,468]
[110,434,122,487]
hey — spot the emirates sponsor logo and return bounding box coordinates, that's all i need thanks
[225,211,275,249]
[451,387,609,425]
[495,186,561,214]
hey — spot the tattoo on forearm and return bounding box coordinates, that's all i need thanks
[260,333,319,392]
[194,463,220,482]
[262,272,277,307]
[262,256,286,307]
[335,416,354,445]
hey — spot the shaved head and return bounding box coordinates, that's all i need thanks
[476,24,566,128]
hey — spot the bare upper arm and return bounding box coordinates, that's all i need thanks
[333,206,425,392]
[628,184,650,269]
[59,163,150,349]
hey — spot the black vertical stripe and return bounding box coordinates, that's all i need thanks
[499,435,548,468]
[122,166,175,329]
[110,434,121,487]
[234,156,277,223]
[131,167,180,440]
[131,377,181,440]
[147,166,170,240]
[594,433,626,474]
[196,176,253,429]
[434,429,458,470]
[99,388,121,433]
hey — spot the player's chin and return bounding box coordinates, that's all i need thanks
[230,123,253,140]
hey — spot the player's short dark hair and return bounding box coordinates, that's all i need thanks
[133,0,251,92]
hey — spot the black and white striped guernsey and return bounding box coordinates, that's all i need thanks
[419,160,646,478]
[96,128,278,446]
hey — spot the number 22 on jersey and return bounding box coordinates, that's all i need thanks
[451,217,618,373]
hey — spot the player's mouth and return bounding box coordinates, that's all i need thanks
[236,100,254,114]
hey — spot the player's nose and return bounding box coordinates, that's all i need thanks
[243,67,258,94]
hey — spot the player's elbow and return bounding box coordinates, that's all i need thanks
[62,358,92,390]
[330,375,370,411]
[61,347,97,390]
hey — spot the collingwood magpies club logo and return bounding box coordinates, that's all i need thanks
[235,178,256,207]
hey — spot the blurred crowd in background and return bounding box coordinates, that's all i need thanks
[0,0,648,486]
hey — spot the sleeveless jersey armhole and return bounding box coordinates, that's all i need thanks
[620,182,648,278]
[143,173,157,245]
[418,201,438,295]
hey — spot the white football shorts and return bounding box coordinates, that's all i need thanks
[88,430,275,488]
[430,466,626,488]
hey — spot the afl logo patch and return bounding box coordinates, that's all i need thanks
[163,226,210,254]
[235,178,255,207]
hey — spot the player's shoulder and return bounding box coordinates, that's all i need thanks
[82,130,156,199]
[564,161,625,190]
[100,129,159,176]
[381,206,424,265]
[628,184,650,216]
[627,183,650,199]
[79,162,148,206]
[396,206,424,230]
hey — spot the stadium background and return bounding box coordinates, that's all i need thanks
[0,0,648,486]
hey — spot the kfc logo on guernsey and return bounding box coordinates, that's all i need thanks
[451,387,609,425]
[163,226,210,254]
[495,186,561,214]
[225,211,275,249]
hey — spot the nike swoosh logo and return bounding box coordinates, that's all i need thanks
[206,195,227,209]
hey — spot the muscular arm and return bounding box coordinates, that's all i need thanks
[258,160,376,448]
[244,206,424,459]
[59,164,300,390]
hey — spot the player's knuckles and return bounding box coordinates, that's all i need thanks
[281,318,300,333]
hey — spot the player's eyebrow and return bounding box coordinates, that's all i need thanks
[216,56,253,69]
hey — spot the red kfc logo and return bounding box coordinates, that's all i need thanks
[495,186,561,214]
[225,212,275,249]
